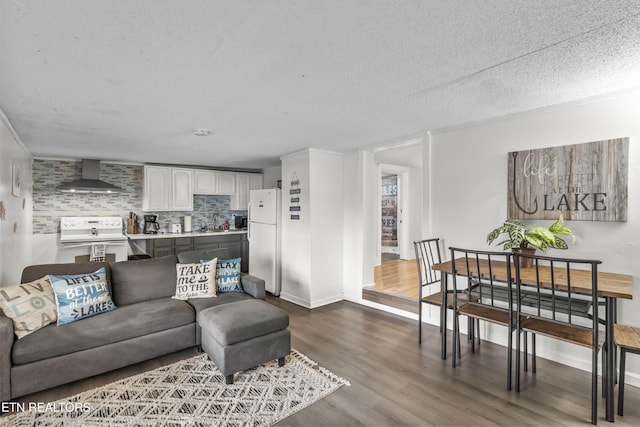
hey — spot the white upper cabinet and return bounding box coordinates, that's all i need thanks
[230,173,263,210]
[143,165,193,211]
[193,170,236,195]
[215,172,236,195]
[146,165,261,211]
[171,168,194,211]
[143,166,171,211]
[194,170,215,194]
[231,174,251,210]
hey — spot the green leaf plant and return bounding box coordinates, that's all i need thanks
[486,211,576,252]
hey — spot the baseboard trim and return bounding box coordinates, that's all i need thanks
[279,293,344,309]
[345,295,419,320]
[279,292,311,308]
[309,294,344,309]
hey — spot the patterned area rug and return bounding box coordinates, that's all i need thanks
[4,350,350,426]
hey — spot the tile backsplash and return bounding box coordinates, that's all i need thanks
[152,198,248,233]
[32,159,247,234]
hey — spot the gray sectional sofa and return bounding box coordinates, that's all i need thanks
[0,249,265,403]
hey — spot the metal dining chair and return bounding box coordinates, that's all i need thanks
[513,252,602,425]
[449,248,517,390]
[613,324,640,417]
[414,238,445,344]
[414,239,476,360]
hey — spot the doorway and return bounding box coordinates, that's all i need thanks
[364,163,416,312]
[378,164,409,263]
[381,173,400,262]
[364,142,423,312]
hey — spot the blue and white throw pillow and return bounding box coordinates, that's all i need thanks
[49,268,116,326]
[216,258,243,293]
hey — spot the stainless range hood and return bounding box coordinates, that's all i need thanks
[57,159,123,194]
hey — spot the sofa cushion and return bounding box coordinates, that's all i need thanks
[215,258,243,293]
[177,249,231,264]
[187,291,252,317]
[49,268,116,326]
[198,299,289,346]
[0,276,57,339]
[174,259,217,300]
[21,262,112,294]
[110,255,177,306]
[12,298,194,365]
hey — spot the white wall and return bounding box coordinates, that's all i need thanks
[429,91,640,383]
[280,149,344,308]
[407,167,423,248]
[343,150,379,302]
[262,165,282,189]
[280,151,312,306]
[309,151,344,305]
[0,109,32,285]
[342,151,364,300]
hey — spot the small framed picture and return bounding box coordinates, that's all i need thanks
[11,163,21,197]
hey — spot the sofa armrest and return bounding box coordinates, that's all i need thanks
[240,273,266,300]
[0,312,13,402]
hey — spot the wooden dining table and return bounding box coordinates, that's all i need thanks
[432,258,633,422]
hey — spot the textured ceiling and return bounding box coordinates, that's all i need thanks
[1,1,640,169]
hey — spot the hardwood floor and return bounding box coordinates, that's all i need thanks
[10,296,640,426]
[370,259,418,299]
[273,297,640,426]
[364,259,419,313]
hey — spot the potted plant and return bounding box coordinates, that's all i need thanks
[486,211,575,267]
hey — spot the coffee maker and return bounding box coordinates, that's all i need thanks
[234,215,247,230]
[143,215,160,234]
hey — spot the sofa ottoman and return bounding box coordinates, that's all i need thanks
[198,299,290,384]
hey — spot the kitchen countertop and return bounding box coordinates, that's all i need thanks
[127,229,248,240]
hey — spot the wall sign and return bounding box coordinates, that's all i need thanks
[289,172,300,220]
[507,138,628,222]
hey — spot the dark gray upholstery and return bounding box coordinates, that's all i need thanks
[199,299,291,381]
[1,253,268,402]
[177,248,231,264]
[0,315,12,403]
[188,292,252,315]
[237,274,266,299]
[199,300,289,345]
[12,298,194,365]
[187,293,252,345]
[21,261,112,294]
[202,328,290,377]
[10,324,196,398]
[110,255,177,305]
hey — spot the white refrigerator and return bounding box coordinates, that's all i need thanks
[248,188,281,296]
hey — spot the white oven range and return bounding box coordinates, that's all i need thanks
[59,216,128,263]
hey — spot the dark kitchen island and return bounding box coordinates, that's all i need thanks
[127,230,249,272]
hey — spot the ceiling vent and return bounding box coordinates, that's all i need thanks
[57,159,123,194]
